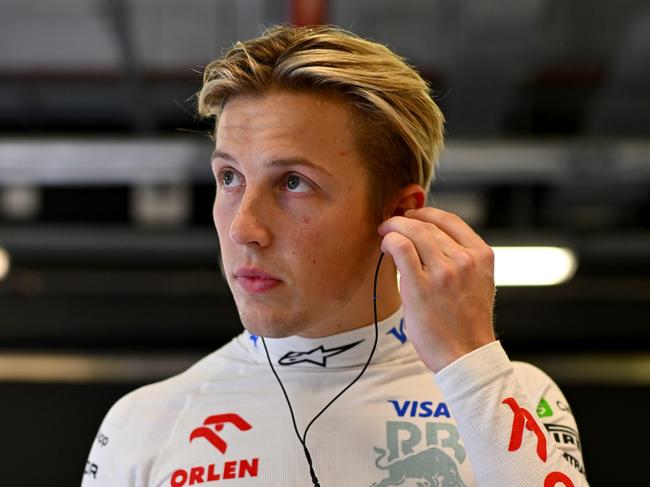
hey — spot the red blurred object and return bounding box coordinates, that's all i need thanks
[291,0,327,26]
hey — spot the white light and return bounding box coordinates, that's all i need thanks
[494,246,577,286]
[0,185,41,220]
[130,184,191,227]
[0,247,10,281]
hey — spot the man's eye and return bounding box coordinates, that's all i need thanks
[220,170,242,188]
[285,174,313,193]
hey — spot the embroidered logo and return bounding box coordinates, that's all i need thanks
[278,340,364,367]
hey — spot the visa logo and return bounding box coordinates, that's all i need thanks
[388,400,451,418]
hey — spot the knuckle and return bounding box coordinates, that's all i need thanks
[423,222,439,233]
[457,250,476,270]
[484,245,495,262]
[396,239,413,254]
[412,222,438,240]
[435,264,458,287]
[386,233,411,254]
[441,211,460,225]
[412,223,429,237]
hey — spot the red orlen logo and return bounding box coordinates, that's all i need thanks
[189,413,252,454]
[502,397,547,462]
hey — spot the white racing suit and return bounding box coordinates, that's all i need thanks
[82,308,588,486]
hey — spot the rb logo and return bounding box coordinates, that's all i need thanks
[371,421,467,487]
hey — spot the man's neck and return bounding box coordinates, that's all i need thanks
[297,258,402,338]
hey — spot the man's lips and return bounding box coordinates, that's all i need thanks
[234,267,282,293]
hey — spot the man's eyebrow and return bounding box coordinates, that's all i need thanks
[212,149,236,162]
[211,150,333,178]
[265,158,334,178]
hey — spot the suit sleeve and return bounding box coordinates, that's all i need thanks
[81,392,142,487]
[434,341,589,487]
[517,360,587,480]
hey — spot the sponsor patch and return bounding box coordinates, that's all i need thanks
[171,413,259,486]
[544,471,575,487]
[556,400,573,415]
[190,413,252,454]
[503,397,547,462]
[171,460,258,487]
[536,398,554,418]
[370,421,466,486]
[545,424,582,452]
[388,400,451,418]
[562,452,585,475]
[84,461,99,479]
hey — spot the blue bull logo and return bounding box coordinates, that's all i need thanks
[371,446,467,487]
[370,421,467,487]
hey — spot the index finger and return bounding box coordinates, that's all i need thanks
[404,207,487,250]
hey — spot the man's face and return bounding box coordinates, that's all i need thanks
[211,90,383,338]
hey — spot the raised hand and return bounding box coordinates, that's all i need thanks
[378,208,497,373]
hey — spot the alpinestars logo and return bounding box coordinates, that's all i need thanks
[189,413,252,453]
[278,340,364,366]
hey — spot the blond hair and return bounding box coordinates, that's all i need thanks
[197,24,444,222]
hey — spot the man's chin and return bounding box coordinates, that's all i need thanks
[238,307,308,338]
[242,323,293,339]
[241,320,297,339]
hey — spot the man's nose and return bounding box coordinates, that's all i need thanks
[228,190,272,247]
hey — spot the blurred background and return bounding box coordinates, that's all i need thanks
[0,0,648,485]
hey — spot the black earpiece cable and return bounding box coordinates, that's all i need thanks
[261,252,385,487]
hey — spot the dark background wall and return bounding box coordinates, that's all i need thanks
[1,0,649,485]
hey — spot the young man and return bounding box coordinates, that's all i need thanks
[82,25,588,486]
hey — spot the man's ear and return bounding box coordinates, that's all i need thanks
[389,184,426,218]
